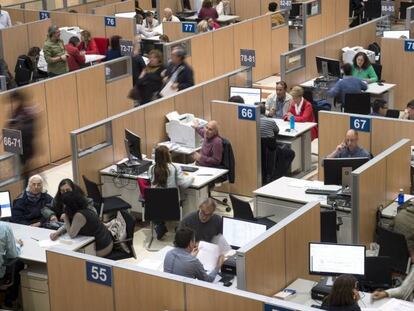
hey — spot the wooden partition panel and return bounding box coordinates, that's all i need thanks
[0,94,13,154]
[284,68,306,92]
[252,14,272,81]
[304,41,324,80]
[45,75,80,161]
[106,77,134,117]
[233,0,261,20]
[23,10,39,23]
[173,87,204,117]
[112,109,146,161]
[285,204,320,284]
[385,142,411,202]
[186,284,263,311]
[114,0,134,13]
[211,101,259,196]
[212,26,235,77]
[305,15,322,44]
[159,0,182,13]
[202,76,229,120]
[143,98,175,156]
[114,267,185,311]
[271,25,289,74]
[191,32,214,84]
[244,229,286,295]
[163,22,194,42]
[233,20,253,72]
[324,35,344,61]
[77,14,106,37]
[7,8,25,24]
[105,17,135,40]
[94,4,115,15]
[27,20,51,48]
[47,251,114,311]
[359,21,378,49]
[0,181,24,201]
[335,0,349,32]
[381,38,414,110]
[50,11,79,27]
[0,24,29,69]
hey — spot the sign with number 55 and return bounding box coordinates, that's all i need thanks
[86,261,112,287]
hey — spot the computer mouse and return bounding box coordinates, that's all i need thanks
[377,82,384,86]
[223,281,232,287]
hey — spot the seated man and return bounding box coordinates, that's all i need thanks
[0,206,24,310]
[179,198,222,243]
[11,174,56,226]
[191,120,223,167]
[389,202,414,262]
[401,100,414,120]
[164,227,223,282]
[265,81,292,119]
[327,63,368,104]
[327,129,370,159]
[372,266,414,301]
[370,99,388,117]
[162,8,180,22]
[142,11,159,30]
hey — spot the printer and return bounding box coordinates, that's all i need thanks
[342,46,376,65]
[165,111,207,149]
[59,26,82,45]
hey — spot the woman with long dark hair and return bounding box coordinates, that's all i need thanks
[321,274,361,311]
[352,52,378,84]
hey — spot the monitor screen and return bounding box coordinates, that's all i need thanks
[316,56,341,78]
[383,31,410,39]
[309,242,365,276]
[0,191,12,218]
[125,129,142,161]
[229,87,262,105]
[222,216,267,249]
[323,157,370,187]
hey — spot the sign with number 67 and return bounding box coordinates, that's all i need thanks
[350,116,371,132]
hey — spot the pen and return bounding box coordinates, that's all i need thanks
[196,174,213,176]
[31,237,39,241]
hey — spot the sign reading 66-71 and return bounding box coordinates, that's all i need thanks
[2,128,23,155]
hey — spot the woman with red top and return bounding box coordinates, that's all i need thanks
[198,0,219,20]
[283,86,318,140]
[78,30,99,55]
[65,36,85,71]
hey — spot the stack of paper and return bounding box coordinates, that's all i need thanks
[196,241,220,273]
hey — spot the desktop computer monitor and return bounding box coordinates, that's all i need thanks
[316,56,341,79]
[309,242,365,277]
[383,30,410,39]
[229,86,262,105]
[125,129,143,163]
[222,216,267,249]
[0,191,12,218]
[323,157,370,187]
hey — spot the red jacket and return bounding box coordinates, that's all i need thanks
[78,39,99,55]
[65,44,85,71]
[284,98,318,140]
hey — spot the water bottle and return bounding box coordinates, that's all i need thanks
[398,189,404,205]
[289,115,295,131]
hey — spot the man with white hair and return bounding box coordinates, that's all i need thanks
[162,8,180,22]
[11,175,56,226]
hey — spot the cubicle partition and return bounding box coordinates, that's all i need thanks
[162,21,197,42]
[281,16,384,89]
[46,248,317,311]
[93,0,153,15]
[236,202,320,296]
[351,139,411,245]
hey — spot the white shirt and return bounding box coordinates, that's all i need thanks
[0,10,12,29]
[162,15,180,22]
[142,18,159,30]
[215,2,225,15]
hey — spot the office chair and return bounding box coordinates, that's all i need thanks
[363,0,381,19]
[376,226,411,274]
[105,210,137,260]
[358,256,392,292]
[82,175,131,221]
[93,37,109,55]
[344,93,371,115]
[261,137,277,185]
[371,63,382,81]
[320,210,338,243]
[14,56,34,86]
[386,109,400,119]
[0,258,19,299]
[229,195,276,229]
[399,2,412,19]
[144,188,182,250]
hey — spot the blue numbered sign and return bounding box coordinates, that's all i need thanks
[86,261,112,287]
[39,11,50,20]
[264,304,294,311]
[350,116,371,132]
[105,16,116,27]
[238,106,256,121]
[182,22,196,33]
[404,40,414,52]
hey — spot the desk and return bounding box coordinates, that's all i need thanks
[300,78,396,108]
[158,141,201,155]
[100,159,228,217]
[273,119,317,175]
[184,14,240,25]
[38,50,105,72]
[253,177,352,243]
[286,278,390,309]
[381,194,414,219]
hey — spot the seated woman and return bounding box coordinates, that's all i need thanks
[351,51,378,84]
[49,178,96,221]
[105,35,122,61]
[197,19,208,33]
[321,274,361,311]
[147,145,194,239]
[78,30,99,55]
[198,0,219,20]
[283,86,318,140]
[135,49,165,105]
[50,191,113,257]
[65,36,85,71]
[207,17,220,31]
[11,174,56,227]
[372,266,414,302]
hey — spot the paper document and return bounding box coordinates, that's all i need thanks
[38,239,60,248]
[196,241,220,273]
[377,298,414,311]
[138,259,163,271]
[211,234,232,255]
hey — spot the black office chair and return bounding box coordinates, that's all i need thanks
[363,0,381,19]
[261,137,277,185]
[144,188,182,249]
[399,2,412,19]
[344,93,371,115]
[320,210,338,243]
[358,256,392,292]
[386,109,400,119]
[371,63,382,81]
[376,226,411,274]
[229,195,276,229]
[105,210,137,261]
[14,56,34,86]
[0,258,19,300]
[82,175,131,221]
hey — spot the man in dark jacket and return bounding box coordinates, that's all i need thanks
[11,175,56,226]
[164,46,194,91]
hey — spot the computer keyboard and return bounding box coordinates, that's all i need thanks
[305,188,338,195]
[180,165,199,172]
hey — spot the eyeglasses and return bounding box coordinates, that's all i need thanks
[199,209,213,219]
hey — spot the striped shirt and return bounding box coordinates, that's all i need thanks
[260,116,279,138]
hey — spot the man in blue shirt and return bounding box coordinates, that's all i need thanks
[327,63,368,104]
[327,129,370,158]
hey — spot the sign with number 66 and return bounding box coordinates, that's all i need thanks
[238,106,256,121]
[86,261,112,287]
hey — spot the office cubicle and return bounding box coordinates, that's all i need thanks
[351,139,411,245]
[236,201,320,296]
